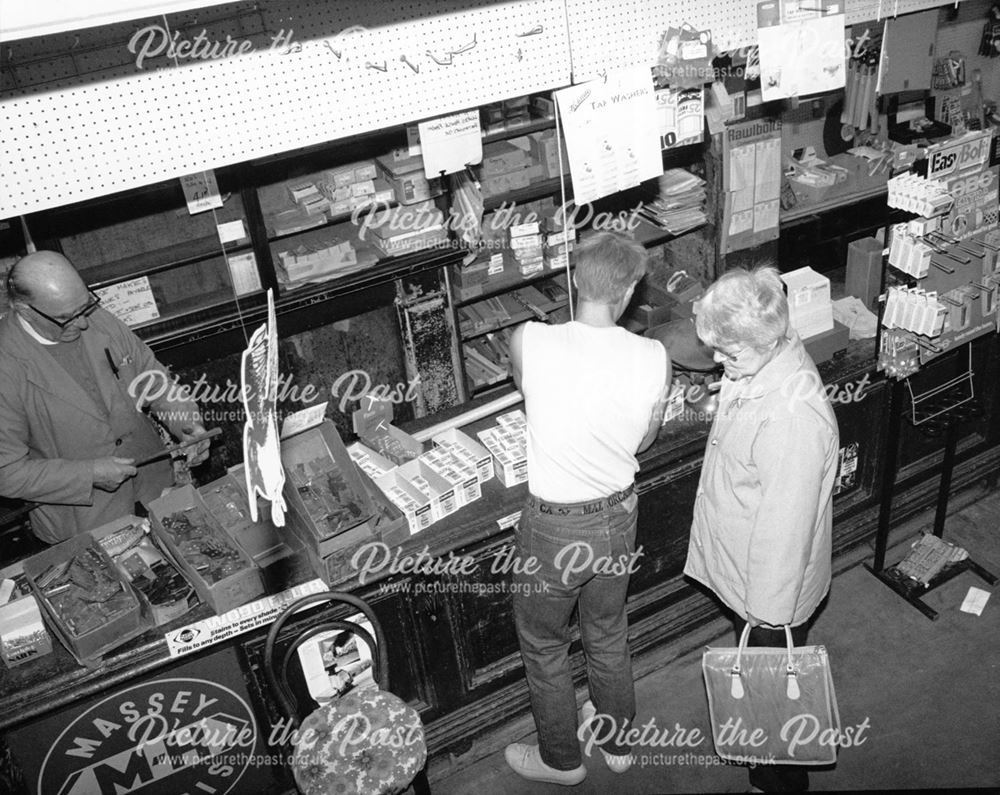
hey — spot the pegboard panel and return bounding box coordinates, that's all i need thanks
[934,1,1000,104]
[845,0,959,24]
[566,0,760,83]
[563,0,967,84]
[0,0,571,218]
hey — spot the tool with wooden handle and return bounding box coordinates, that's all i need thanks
[135,428,222,467]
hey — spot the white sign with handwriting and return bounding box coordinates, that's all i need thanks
[95,277,160,326]
[419,110,483,177]
[180,169,224,214]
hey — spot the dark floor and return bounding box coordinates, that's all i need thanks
[432,487,1000,794]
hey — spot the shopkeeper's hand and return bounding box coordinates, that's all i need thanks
[93,457,138,492]
[176,422,212,467]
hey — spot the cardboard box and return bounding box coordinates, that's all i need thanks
[373,469,434,535]
[803,320,851,365]
[481,140,532,177]
[476,416,528,488]
[482,165,545,198]
[23,534,150,663]
[282,421,378,543]
[782,267,834,338]
[420,447,480,507]
[433,428,496,483]
[347,442,397,481]
[0,566,52,668]
[285,517,376,587]
[375,154,444,205]
[357,467,410,548]
[352,400,423,466]
[148,485,265,616]
[397,459,459,521]
[369,224,448,257]
[200,468,306,591]
[284,454,409,583]
[90,515,197,627]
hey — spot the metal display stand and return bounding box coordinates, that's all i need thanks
[866,345,998,620]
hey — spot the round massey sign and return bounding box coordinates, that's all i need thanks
[38,677,258,795]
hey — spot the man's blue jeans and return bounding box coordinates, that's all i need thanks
[512,491,639,770]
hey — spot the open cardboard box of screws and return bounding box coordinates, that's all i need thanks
[23,533,150,665]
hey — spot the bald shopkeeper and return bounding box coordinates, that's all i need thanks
[0,251,211,544]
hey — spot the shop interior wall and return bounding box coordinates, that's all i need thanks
[0,0,967,218]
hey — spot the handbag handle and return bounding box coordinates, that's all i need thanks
[729,623,801,701]
[263,591,390,726]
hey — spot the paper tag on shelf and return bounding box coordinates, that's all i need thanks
[180,169,224,214]
[406,125,422,157]
[95,277,160,327]
[217,219,246,244]
[226,252,262,295]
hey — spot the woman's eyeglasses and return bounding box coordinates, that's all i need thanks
[713,345,749,364]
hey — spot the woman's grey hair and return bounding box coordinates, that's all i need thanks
[694,266,789,351]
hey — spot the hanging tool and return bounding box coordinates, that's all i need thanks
[841,53,858,127]
[855,56,873,130]
[869,56,881,135]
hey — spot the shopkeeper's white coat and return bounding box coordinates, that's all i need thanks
[684,333,839,627]
[0,307,173,543]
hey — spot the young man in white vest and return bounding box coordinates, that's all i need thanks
[504,232,672,785]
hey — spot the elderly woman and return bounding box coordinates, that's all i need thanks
[683,266,840,793]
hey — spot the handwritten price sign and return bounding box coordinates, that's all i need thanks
[180,169,224,214]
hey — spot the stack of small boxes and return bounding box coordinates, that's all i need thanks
[288,181,331,218]
[528,128,570,179]
[316,160,393,217]
[476,410,528,487]
[543,216,575,270]
[509,220,545,277]
[0,568,52,668]
[375,148,444,205]
[277,238,358,283]
[479,139,543,199]
[348,424,493,537]
[780,266,834,339]
[481,96,534,134]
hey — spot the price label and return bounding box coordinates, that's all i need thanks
[180,169,224,214]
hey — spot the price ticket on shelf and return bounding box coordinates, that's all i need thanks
[180,169,224,214]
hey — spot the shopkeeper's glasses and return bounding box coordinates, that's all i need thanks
[29,290,102,329]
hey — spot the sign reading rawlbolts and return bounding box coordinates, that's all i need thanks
[37,678,258,795]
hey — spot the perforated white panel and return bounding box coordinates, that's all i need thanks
[845,0,957,25]
[563,0,964,84]
[566,0,760,83]
[0,0,571,218]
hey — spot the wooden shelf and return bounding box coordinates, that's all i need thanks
[84,237,253,289]
[461,298,569,340]
[454,263,572,307]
